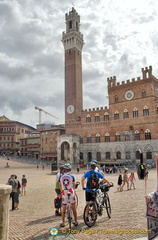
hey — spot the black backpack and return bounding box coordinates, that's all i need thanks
[87,171,99,189]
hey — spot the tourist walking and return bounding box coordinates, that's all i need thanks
[6,174,18,211]
[21,175,27,196]
[129,172,136,189]
[117,174,123,191]
[122,168,129,190]
[14,175,21,209]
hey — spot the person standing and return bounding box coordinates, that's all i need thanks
[54,166,64,216]
[81,162,111,222]
[122,168,129,190]
[129,172,136,189]
[117,174,123,191]
[6,174,18,211]
[14,175,21,209]
[21,175,27,196]
[59,163,78,227]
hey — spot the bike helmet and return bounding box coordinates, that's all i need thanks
[64,163,72,171]
[90,161,96,169]
[59,165,65,171]
[91,159,97,164]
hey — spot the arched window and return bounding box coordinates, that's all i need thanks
[95,113,100,122]
[80,152,83,160]
[134,130,140,140]
[133,107,139,118]
[114,110,119,120]
[146,151,152,159]
[87,152,92,162]
[86,114,91,123]
[116,151,121,160]
[95,133,100,143]
[143,106,149,116]
[96,152,101,161]
[115,132,120,142]
[115,96,119,102]
[105,133,110,142]
[105,152,110,160]
[145,129,151,140]
[136,150,141,159]
[87,134,92,143]
[123,109,129,119]
[104,112,109,121]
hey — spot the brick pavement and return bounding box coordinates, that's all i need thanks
[0,158,157,240]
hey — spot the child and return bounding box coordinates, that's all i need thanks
[117,174,123,191]
[129,172,136,189]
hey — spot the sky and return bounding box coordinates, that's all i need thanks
[0,0,158,128]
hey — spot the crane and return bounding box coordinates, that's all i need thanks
[35,106,58,124]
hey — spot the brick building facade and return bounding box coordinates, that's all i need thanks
[58,8,158,166]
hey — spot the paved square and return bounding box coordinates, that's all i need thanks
[0,157,157,240]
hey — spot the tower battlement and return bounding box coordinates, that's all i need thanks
[84,106,108,112]
[108,66,155,89]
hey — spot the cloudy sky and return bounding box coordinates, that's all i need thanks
[0,0,158,128]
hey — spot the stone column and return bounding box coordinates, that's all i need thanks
[0,184,12,240]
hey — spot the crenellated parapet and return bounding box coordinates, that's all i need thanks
[84,106,109,112]
[141,66,152,79]
[107,66,156,89]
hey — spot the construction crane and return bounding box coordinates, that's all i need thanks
[35,106,58,124]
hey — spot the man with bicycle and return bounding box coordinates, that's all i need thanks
[81,161,111,222]
[59,163,78,227]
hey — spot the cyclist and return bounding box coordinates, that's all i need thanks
[91,159,104,175]
[55,165,65,216]
[59,163,78,227]
[81,162,111,222]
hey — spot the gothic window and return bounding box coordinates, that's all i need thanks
[143,106,149,116]
[106,152,111,160]
[134,130,140,140]
[95,133,100,143]
[145,129,151,140]
[105,133,110,142]
[114,111,119,120]
[123,109,129,119]
[146,151,152,159]
[104,112,109,121]
[115,132,120,142]
[95,113,100,122]
[69,20,72,29]
[86,114,91,123]
[87,152,92,162]
[96,152,101,161]
[133,107,139,118]
[116,151,121,160]
[136,151,140,159]
[142,90,146,97]
[115,96,119,102]
[80,152,83,160]
[87,135,92,143]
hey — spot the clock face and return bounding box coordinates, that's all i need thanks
[67,105,74,114]
[125,90,134,100]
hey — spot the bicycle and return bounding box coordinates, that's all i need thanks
[65,181,80,228]
[83,183,113,227]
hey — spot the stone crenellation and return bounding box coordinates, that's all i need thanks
[84,106,108,112]
[108,66,156,88]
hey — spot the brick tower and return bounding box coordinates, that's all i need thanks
[62,8,84,128]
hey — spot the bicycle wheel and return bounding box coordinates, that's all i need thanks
[104,195,111,218]
[83,202,97,227]
[67,205,72,228]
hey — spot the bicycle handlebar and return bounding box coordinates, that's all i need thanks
[75,181,80,189]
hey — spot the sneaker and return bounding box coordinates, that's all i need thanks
[55,211,61,216]
[85,217,89,222]
[60,222,65,227]
[73,221,78,226]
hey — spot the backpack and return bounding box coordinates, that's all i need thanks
[87,171,99,189]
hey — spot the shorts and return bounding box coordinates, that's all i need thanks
[62,191,76,205]
[55,189,61,195]
[85,191,96,202]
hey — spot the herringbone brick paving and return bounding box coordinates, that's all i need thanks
[0,158,156,240]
